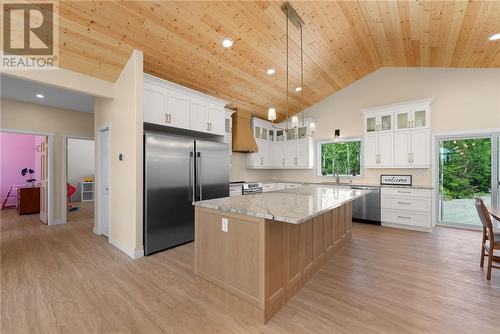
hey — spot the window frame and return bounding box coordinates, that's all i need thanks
[316,136,363,178]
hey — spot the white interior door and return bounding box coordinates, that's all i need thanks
[39,137,48,224]
[100,129,110,237]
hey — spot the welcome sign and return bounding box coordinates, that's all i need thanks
[380,174,412,186]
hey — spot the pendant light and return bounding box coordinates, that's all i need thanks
[267,108,277,121]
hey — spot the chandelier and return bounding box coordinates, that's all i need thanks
[268,2,315,134]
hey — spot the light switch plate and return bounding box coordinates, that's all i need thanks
[221,218,229,232]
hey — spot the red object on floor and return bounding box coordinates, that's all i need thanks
[67,184,76,198]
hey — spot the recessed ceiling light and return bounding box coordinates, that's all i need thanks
[266,68,276,76]
[295,86,302,92]
[489,33,500,41]
[222,38,233,48]
[36,93,44,99]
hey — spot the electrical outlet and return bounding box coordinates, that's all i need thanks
[221,218,229,232]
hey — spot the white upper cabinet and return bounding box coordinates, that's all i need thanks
[246,117,314,169]
[143,73,226,135]
[143,82,166,125]
[364,112,393,133]
[190,98,210,132]
[362,98,433,169]
[167,91,190,129]
[208,104,225,135]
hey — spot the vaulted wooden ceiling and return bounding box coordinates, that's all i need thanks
[58,1,500,119]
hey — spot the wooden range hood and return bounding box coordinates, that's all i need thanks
[231,110,257,153]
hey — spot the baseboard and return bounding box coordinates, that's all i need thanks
[133,248,144,259]
[109,237,136,259]
[382,222,433,233]
[51,218,66,225]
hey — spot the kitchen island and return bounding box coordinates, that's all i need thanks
[193,186,366,323]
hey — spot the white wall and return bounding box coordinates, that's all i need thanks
[94,50,143,258]
[67,138,95,202]
[231,67,500,186]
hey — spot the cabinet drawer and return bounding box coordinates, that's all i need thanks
[381,187,431,198]
[285,183,302,189]
[382,196,431,212]
[382,209,431,228]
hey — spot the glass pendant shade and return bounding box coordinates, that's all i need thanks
[291,115,299,127]
[268,108,277,121]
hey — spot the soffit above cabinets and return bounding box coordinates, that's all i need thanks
[58,1,500,120]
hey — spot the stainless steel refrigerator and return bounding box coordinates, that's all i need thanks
[144,133,229,255]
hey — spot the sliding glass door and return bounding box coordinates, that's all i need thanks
[438,134,499,228]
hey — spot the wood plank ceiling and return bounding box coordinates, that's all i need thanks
[58,1,500,119]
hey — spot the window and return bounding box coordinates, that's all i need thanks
[318,139,362,176]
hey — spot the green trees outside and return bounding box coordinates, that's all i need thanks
[321,141,361,176]
[440,138,491,200]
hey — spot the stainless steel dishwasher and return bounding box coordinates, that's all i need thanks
[350,186,381,225]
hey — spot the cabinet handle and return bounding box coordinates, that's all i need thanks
[397,190,411,194]
[397,202,411,205]
[165,113,169,124]
[210,122,212,131]
[168,114,172,123]
[260,157,263,165]
[408,153,411,164]
[207,122,210,131]
[397,215,412,220]
[282,157,285,166]
[411,152,414,163]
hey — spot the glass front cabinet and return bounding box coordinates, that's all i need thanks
[362,98,433,169]
[364,112,392,133]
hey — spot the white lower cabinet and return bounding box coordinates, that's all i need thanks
[381,187,432,232]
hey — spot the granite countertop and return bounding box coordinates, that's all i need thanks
[232,180,433,190]
[193,185,367,224]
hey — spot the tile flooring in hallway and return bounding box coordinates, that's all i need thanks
[2,206,500,334]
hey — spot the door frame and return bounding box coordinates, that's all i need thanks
[95,124,112,237]
[432,128,500,229]
[61,135,94,225]
[0,128,54,225]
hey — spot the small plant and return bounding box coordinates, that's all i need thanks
[21,168,36,183]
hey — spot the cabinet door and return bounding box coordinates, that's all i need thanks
[364,134,378,167]
[272,142,285,167]
[411,109,429,129]
[246,140,261,168]
[378,113,393,132]
[411,129,430,166]
[143,83,166,125]
[395,111,410,131]
[284,141,298,167]
[296,139,312,168]
[208,104,225,135]
[365,115,377,133]
[394,131,411,167]
[167,91,190,129]
[190,99,209,132]
[378,132,394,167]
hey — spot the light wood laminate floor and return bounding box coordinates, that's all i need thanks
[2,207,500,333]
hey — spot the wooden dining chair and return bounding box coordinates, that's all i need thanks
[475,198,500,280]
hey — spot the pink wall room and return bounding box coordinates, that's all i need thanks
[0,132,44,204]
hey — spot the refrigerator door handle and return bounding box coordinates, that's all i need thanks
[190,151,195,202]
[197,152,202,200]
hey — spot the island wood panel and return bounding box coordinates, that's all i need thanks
[194,208,266,309]
[195,204,352,324]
